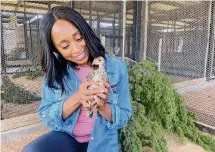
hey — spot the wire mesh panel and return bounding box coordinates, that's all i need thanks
[1,1,57,120]
[72,1,123,56]
[123,1,215,128]
[145,1,215,127]
[207,0,215,80]
[147,1,210,80]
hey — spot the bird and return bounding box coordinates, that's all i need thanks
[86,56,109,118]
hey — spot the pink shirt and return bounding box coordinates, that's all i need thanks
[72,66,96,143]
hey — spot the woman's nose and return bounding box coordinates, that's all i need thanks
[71,43,82,54]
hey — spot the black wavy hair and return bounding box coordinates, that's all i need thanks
[39,6,106,93]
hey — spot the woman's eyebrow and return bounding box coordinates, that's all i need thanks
[58,40,67,47]
[73,31,80,36]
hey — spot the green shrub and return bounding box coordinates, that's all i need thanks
[119,60,215,152]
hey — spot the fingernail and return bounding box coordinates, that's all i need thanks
[94,95,97,100]
[101,90,105,93]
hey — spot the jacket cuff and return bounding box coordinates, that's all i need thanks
[39,100,65,131]
[100,103,120,129]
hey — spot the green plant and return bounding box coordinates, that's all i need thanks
[1,75,41,104]
[119,60,215,152]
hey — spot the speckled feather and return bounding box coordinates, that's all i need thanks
[86,56,109,117]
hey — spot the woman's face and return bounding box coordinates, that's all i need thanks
[51,19,90,66]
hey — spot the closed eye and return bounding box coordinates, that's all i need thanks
[77,37,83,42]
[62,45,69,49]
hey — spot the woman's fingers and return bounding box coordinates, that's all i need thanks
[84,81,100,88]
[103,81,110,90]
[85,88,104,96]
[82,95,94,101]
[78,81,110,109]
[81,100,90,108]
[96,93,107,100]
[92,95,104,109]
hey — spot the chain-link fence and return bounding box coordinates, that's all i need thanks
[1,1,215,128]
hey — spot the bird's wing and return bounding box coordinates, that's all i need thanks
[86,70,95,81]
[101,72,109,82]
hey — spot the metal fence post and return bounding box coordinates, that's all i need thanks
[23,1,29,59]
[1,21,6,74]
[143,0,148,61]
[132,1,142,61]
[122,0,126,59]
[204,0,212,78]
[158,38,162,72]
[89,1,92,27]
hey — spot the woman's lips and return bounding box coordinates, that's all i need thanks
[74,50,86,61]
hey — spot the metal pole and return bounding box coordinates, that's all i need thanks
[209,1,215,78]
[143,0,148,60]
[122,0,126,59]
[204,0,212,78]
[23,0,29,59]
[89,1,92,27]
[132,1,142,61]
[126,26,131,57]
[112,12,116,52]
[167,20,170,52]
[1,21,6,74]
[70,0,73,8]
[36,16,40,63]
[71,1,75,9]
[29,20,33,56]
[173,20,176,52]
[158,38,162,72]
[96,11,100,37]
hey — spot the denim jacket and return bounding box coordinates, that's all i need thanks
[38,54,132,152]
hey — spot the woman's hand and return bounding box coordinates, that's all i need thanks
[91,81,110,110]
[76,81,104,108]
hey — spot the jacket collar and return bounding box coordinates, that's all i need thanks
[105,54,115,74]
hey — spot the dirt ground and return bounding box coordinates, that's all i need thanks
[182,84,215,126]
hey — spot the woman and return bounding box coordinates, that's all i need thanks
[22,6,132,152]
